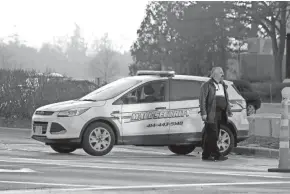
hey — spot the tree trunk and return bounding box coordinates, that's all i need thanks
[274,53,283,82]
[273,2,287,82]
[286,34,290,78]
[272,35,283,82]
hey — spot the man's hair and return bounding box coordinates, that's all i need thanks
[210,67,223,78]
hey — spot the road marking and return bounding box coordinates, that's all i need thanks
[5,157,275,172]
[6,144,42,146]
[8,148,52,153]
[6,158,86,163]
[0,168,35,173]
[2,181,290,193]
[0,180,97,188]
[0,157,288,179]
[45,181,290,191]
[114,147,168,155]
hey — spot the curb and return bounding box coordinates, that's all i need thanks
[232,146,279,158]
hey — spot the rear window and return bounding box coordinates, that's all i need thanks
[232,84,242,96]
[233,80,253,92]
[227,83,244,100]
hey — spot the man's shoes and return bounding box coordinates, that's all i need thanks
[214,155,228,161]
[202,156,215,161]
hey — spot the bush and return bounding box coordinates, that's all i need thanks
[251,82,290,103]
[240,74,273,83]
[0,69,98,120]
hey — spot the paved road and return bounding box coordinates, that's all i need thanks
[1,128,290,193]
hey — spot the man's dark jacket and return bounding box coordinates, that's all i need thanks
[199,78,232,123]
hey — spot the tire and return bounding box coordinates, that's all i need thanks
[217,125,235,156]
[168,144,196,155]
[82,122,115,156]
[50,145,77,153]
[247,104,256,116]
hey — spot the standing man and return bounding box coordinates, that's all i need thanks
[199,67,233,161]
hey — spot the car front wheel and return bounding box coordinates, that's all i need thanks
[168,144,196,155]
[247,104,256,116]
[82,122,115,156]
[217,125,235,156]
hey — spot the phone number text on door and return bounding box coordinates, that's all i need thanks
[146,121,183,128]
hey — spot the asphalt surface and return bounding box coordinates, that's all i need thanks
[1,127,290,193]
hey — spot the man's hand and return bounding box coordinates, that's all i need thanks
[201,115,207,121]
[228,112,233,117]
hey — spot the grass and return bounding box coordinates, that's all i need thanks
[238,135,279,149]
[0,118,31,129]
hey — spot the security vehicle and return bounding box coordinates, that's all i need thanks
[31,71,249,156]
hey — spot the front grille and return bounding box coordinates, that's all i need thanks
[35,111,54,116]
[33,121,48,135]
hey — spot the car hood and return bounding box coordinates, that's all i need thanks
[36,100,106,112]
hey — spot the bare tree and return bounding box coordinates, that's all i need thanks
[0,41,13,69]
[89,33,120,82]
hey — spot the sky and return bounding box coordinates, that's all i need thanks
[0,0,150,52]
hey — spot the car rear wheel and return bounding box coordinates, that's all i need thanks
[217,125,235,156]
[247,104,256,116]
[82,122,115,156]
[168,144,196,155]
[50,145,77,153]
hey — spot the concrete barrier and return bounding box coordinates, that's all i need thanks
[247,113,282,138]
[244,87,290,172]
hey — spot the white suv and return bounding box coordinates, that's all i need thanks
[31,71,249,156]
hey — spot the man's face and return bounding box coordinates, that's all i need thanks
[215,68,224,82]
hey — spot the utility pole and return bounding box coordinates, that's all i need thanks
[159,34,167,71]
[286,33,290,79]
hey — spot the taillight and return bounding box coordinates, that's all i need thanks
[230,100,246,109]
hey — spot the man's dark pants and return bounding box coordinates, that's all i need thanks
[202,108,225,159]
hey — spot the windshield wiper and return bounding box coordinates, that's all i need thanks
[79,99,96,102]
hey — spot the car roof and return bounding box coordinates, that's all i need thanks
[130,74,233,84]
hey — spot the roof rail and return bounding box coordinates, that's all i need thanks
[136,70,175,77]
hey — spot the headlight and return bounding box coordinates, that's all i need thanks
[57,108,90,117]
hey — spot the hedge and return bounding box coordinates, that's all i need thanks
[0,69,97,120]
[251,82,290,103]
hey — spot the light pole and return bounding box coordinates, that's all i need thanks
[286,33,290,79]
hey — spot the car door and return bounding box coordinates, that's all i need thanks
[119,79,170,145]
[168,79,204,144]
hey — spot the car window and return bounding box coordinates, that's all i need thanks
[235,85,243,92]
[232,84,242,96]
[122,80,167,104]
[79,77,142,101]
[233,80,253,92]
[170,80,202,101]
[225,83,244,100]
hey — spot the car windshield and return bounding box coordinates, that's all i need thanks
[78,77,142,101]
